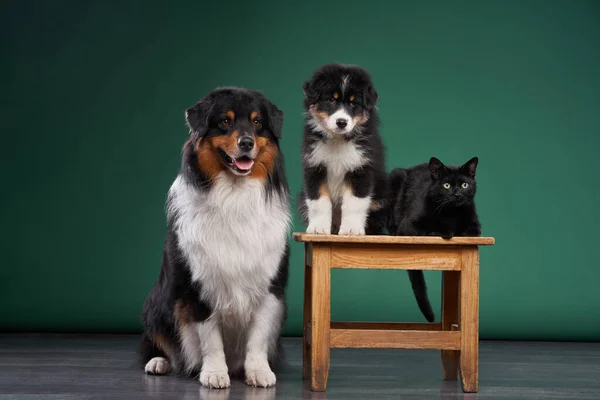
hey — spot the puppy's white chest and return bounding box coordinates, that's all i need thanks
[169,173,290,318]
[306,139,366,202]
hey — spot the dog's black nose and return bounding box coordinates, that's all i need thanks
[238,136,254,152]
[336,118,348,129]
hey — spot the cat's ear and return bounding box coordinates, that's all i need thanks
[429,157,445,179]
[462,157,478,178]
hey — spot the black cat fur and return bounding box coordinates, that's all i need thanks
[388,156,481,322]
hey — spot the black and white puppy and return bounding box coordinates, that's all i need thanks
[298,63,388,235]
[140,87,291,389]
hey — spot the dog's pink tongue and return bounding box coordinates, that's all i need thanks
[234,158,254,171]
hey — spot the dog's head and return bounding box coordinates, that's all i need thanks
[184,87,283,180]
[303,63,378,137]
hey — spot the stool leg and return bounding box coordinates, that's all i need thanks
[460,247,480,393]
[303,245,312,380]
[441,270,460,380]
[311,244,331,391]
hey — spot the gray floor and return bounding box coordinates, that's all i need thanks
[0,335,599,399]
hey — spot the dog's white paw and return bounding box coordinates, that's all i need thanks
[144,357,170,375]
[245,367,277,388]
[199,369,231,389]
[307,222,331,235]
[307,215,331,234]
[338,224,366,235]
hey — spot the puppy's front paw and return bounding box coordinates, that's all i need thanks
[199,369,230,389]
[306,218,331,235]
[338,224,365,235]
[245,367,277,388]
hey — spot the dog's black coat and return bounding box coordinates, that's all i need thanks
[388,157,482,322]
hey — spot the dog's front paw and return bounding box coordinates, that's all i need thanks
[199,369,231,389]
[144,357,170,375]
[245,367,277,388]
[338,222,365,236]
[307,218,331,235]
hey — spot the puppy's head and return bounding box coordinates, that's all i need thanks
[185,87,283,180]
[303,63,378,137]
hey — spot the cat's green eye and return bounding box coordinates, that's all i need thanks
[443,183,451,189]
[461,182,469,189]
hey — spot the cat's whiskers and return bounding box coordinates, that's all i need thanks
[433,199,451,215]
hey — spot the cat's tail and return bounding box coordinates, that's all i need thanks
[408,270,435,322]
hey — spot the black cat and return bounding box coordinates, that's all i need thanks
[387,156,481,322]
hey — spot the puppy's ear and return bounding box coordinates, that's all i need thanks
[461,157,478,178]
[185,96,213,139]
[363,84,379,110]
[266,100,284,139]
[302,79,320,105]
[429,157,446,179]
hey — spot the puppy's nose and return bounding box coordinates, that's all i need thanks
[336,118,348,129]
[238,136,254,152]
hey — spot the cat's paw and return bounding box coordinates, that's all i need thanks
[441,232,454,240]
[199,369,231,389]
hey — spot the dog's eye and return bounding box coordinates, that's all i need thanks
[328,97,336,104]
[349,100,357,107]
[253,119,262,128]
[220,118,231,127]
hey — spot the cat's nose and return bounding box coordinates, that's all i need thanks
[453,193,461,198]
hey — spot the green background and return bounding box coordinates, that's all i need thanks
[2,0,599,341]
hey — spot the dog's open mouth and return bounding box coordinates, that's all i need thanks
[218,148,255,174]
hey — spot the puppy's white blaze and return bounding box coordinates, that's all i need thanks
[306,196,332,234]
[244,294,283,387]
[306,139,367,205]
[338,190,371,236]
[168,172,290,323]
[341,75,350,92]
[325,108,356,134]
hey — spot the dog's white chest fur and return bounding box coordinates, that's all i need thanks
[306,138,366,203]
[168,172,290,323]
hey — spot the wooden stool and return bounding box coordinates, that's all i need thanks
[293,233,495,393]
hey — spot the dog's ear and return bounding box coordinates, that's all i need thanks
[429,157,446,179]
[302,78,320,105]
[265,99,284,139]
[185,96,213,139]
[363,84,379,110]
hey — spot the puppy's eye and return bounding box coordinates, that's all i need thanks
[461,182,469,189]
[443,183,451,189]
[220,118,231,127]
[349,100,357,107]
[253,119,262,128]
[328,97,336,104]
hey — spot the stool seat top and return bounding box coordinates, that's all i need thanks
[292,232,495,246]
